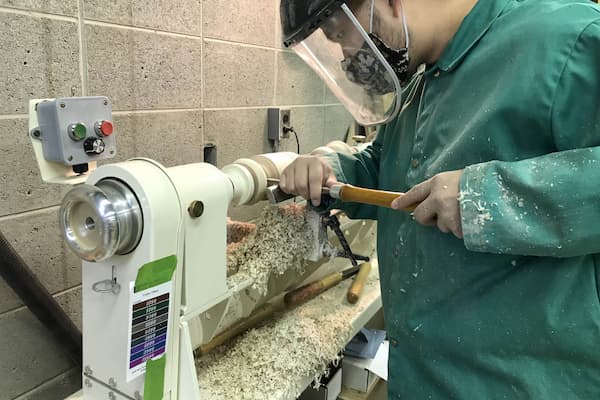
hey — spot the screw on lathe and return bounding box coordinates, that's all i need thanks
[188,200,204,218]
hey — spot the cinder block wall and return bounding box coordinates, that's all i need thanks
[0,1,352,398]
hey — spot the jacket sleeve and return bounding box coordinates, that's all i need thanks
[320,124,386,220]
[459,19,600,257]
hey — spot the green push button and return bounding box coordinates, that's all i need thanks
[68,123,87,141]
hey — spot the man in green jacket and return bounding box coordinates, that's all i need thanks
[280,0,600,398]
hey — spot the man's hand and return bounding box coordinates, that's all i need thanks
[279,155,338,206]
[391,170,464,238]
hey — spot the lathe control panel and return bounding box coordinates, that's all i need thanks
[32,96,116,174]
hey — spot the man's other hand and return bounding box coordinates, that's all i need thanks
[391,170,464,238]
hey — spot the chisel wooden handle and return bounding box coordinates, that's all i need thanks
[284,272,343,307]
[332,184,417,211]
[347,262,372,304]
[198,303,279,355]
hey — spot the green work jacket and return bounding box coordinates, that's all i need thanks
[325,0,600,398]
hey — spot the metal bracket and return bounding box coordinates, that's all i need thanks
[91,265,121,295]
[321,213,369,267]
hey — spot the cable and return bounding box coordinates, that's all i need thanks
[282,126,301,203]
[284,126,301,154]
[292,128,300,154]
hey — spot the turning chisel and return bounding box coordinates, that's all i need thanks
[266,179,417,211]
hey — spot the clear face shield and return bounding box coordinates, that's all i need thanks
[291,2,402,126]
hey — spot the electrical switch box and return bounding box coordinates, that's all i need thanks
[32,96,116,172]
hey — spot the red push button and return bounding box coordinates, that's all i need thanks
[95,120,114,137]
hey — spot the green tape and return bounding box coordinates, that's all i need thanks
[143,355,166,400]
[134,255,177,293]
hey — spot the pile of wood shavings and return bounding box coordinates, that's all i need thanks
[227,219,256,244]
[195,276,380,400]
[227,203,314,296]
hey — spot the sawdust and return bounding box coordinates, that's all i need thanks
[196,275,380,400]
[226,220,256,264]
[205,205,379,398]
[227,219,256,244]
[226,203,314,296]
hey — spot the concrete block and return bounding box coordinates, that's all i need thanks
[203,41,275,108]
[203,0,275,47]
[324,105,354,144]
[0,269,83,324]
[17,368,81,400]
[275,3,285,49]
[324,87,342,104]
[0,118,69,217]
[0,280,22,315]
[203,108,271,167]
[84,0,202,36]
[107,110,203,167]
[276,51,324,106]
[0,307,73,399]
[0,280,82,329]
[0,208,82,295]
[55,286,81,331]
[279,106,325,154]
[0,12,81,114]
[0,0,77,16]
[86,24,202,111]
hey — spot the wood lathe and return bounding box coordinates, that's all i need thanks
[27,97,382,400]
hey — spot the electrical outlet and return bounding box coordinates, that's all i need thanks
[280,109,292,138]
[268,108,292,142]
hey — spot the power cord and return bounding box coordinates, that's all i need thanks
[283,126,300,203]
[284,126,300,154]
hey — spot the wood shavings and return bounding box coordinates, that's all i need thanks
[227,204,314,296]
[227,219,256,244]
[196,274,380,400]
[227,220,257,265]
